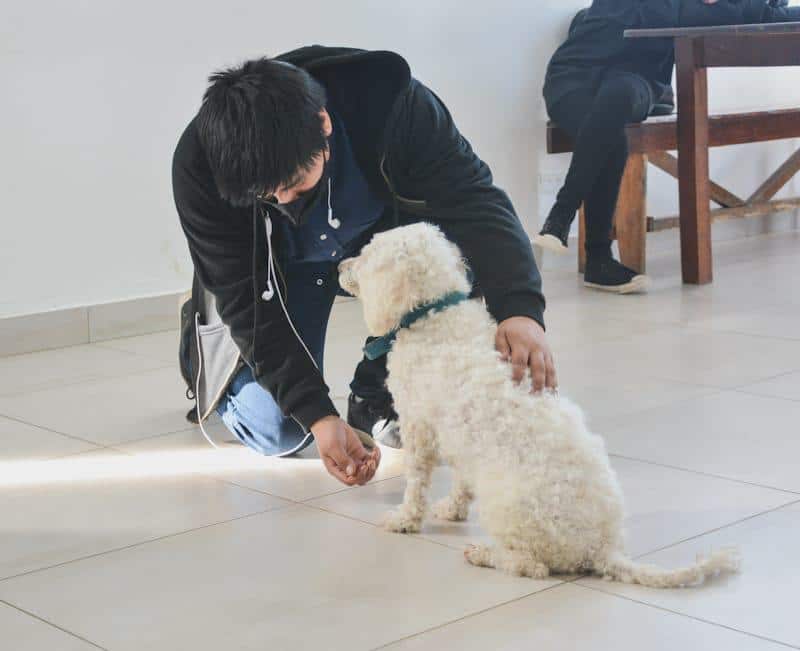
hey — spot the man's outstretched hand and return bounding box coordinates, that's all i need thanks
[312,416,381,486]
[496,316,558,393]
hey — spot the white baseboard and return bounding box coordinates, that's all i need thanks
[0,291,358,357]
[0,292,186,357]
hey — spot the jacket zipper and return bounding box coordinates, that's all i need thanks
[380,154,427,208]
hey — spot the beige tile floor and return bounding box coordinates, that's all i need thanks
[1,231,799,650]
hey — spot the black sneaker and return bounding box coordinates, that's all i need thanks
[584,257,650,294]
[347,393,402,449]
[533,205,574,254]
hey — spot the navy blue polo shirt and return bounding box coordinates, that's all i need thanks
[278,110,386,268]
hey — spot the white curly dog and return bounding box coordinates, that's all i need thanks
[339,222,739,587]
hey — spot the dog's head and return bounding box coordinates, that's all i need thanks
[338,223,470,336]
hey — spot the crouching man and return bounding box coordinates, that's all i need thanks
[172,47,555,485]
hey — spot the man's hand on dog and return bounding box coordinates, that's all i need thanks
[496,316,558,393]
[312,416,381,485]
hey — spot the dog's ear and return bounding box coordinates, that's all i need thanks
[364,274,411,337]
[360,236,421,335]
[361,253,414,335]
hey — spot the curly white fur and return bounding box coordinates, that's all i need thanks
[339,223,740,587]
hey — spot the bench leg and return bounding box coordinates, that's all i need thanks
[577,154,647,275]
[578,205,586,274]
[676,36,712,284]
[615,153,648,274]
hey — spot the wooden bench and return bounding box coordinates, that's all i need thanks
[546,109,800,273]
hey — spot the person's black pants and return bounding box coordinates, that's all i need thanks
[350,212,483,402]
[547,71,653,260]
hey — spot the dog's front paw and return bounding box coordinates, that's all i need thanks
[432,497,469,522]
[382,509,422,534]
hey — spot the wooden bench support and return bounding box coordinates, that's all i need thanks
[747,148,800,204]
[547,107,800,279]
[646,148,800,232]
[648,151,745,208]
[676,37,712,284]
[649,197,800,231]
[615,153,648,274]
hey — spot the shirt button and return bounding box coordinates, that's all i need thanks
[316,278,324,286]
[331,251,337,257]
[320,234,328,241]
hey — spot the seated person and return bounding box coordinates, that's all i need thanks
[536,0,800,294]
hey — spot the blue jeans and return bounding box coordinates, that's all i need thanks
[215,260,387,456]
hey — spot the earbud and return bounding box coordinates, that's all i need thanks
[328,207,341,229]
[262,215,275,301]
[327,177,340,229]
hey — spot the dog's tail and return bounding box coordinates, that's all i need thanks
[598,548,740,588]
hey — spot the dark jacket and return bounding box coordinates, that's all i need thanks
[173,46,545,432]
[544,0,799,109]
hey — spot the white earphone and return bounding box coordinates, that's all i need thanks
[327,177,340,229]
[261,217,275,301]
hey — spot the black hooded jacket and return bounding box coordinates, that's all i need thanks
[172,46,545,431]
[544,0,800,109]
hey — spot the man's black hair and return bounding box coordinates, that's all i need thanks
[196,57,328,206]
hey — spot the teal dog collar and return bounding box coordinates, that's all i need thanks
[363,291,470,361]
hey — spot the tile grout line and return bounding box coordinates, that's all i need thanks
[608,452,800,496]
[0,356,174,400]
[0,504,293,585]
[733,387,800,404]
[0,492,421,587]
[630,497,800,561]
[375,500,800,647]
[299,470,406,502]
[590,386,726,431]
[1,598,109,650]
[368,479,800,645]
[0,413,103,447]
[95,438,301,504]
[728,367,800,389]
[683,326,800,345]
[104,436,405,504]
[92,340,175,365]
[103,424,202,448]
[573,583,800,650]
[369,581,571,651]
[299,501,460,552]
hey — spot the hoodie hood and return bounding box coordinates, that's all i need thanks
[276,46,412,201]
[585,0,680,29]
[679,0,754,27]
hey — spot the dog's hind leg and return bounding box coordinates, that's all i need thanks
[464,545,550,579]
[383,421,437,534]
[432,473,473,522]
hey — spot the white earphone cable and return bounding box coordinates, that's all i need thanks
[327,176,340,229]
[262,214,319,371]
[194,311,220,449]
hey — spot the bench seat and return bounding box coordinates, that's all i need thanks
[545,109,800,273]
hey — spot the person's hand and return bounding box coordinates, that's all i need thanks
[495,316,558,393]
[311,416,381,486]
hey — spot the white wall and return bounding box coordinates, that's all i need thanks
[2,1,799,318]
